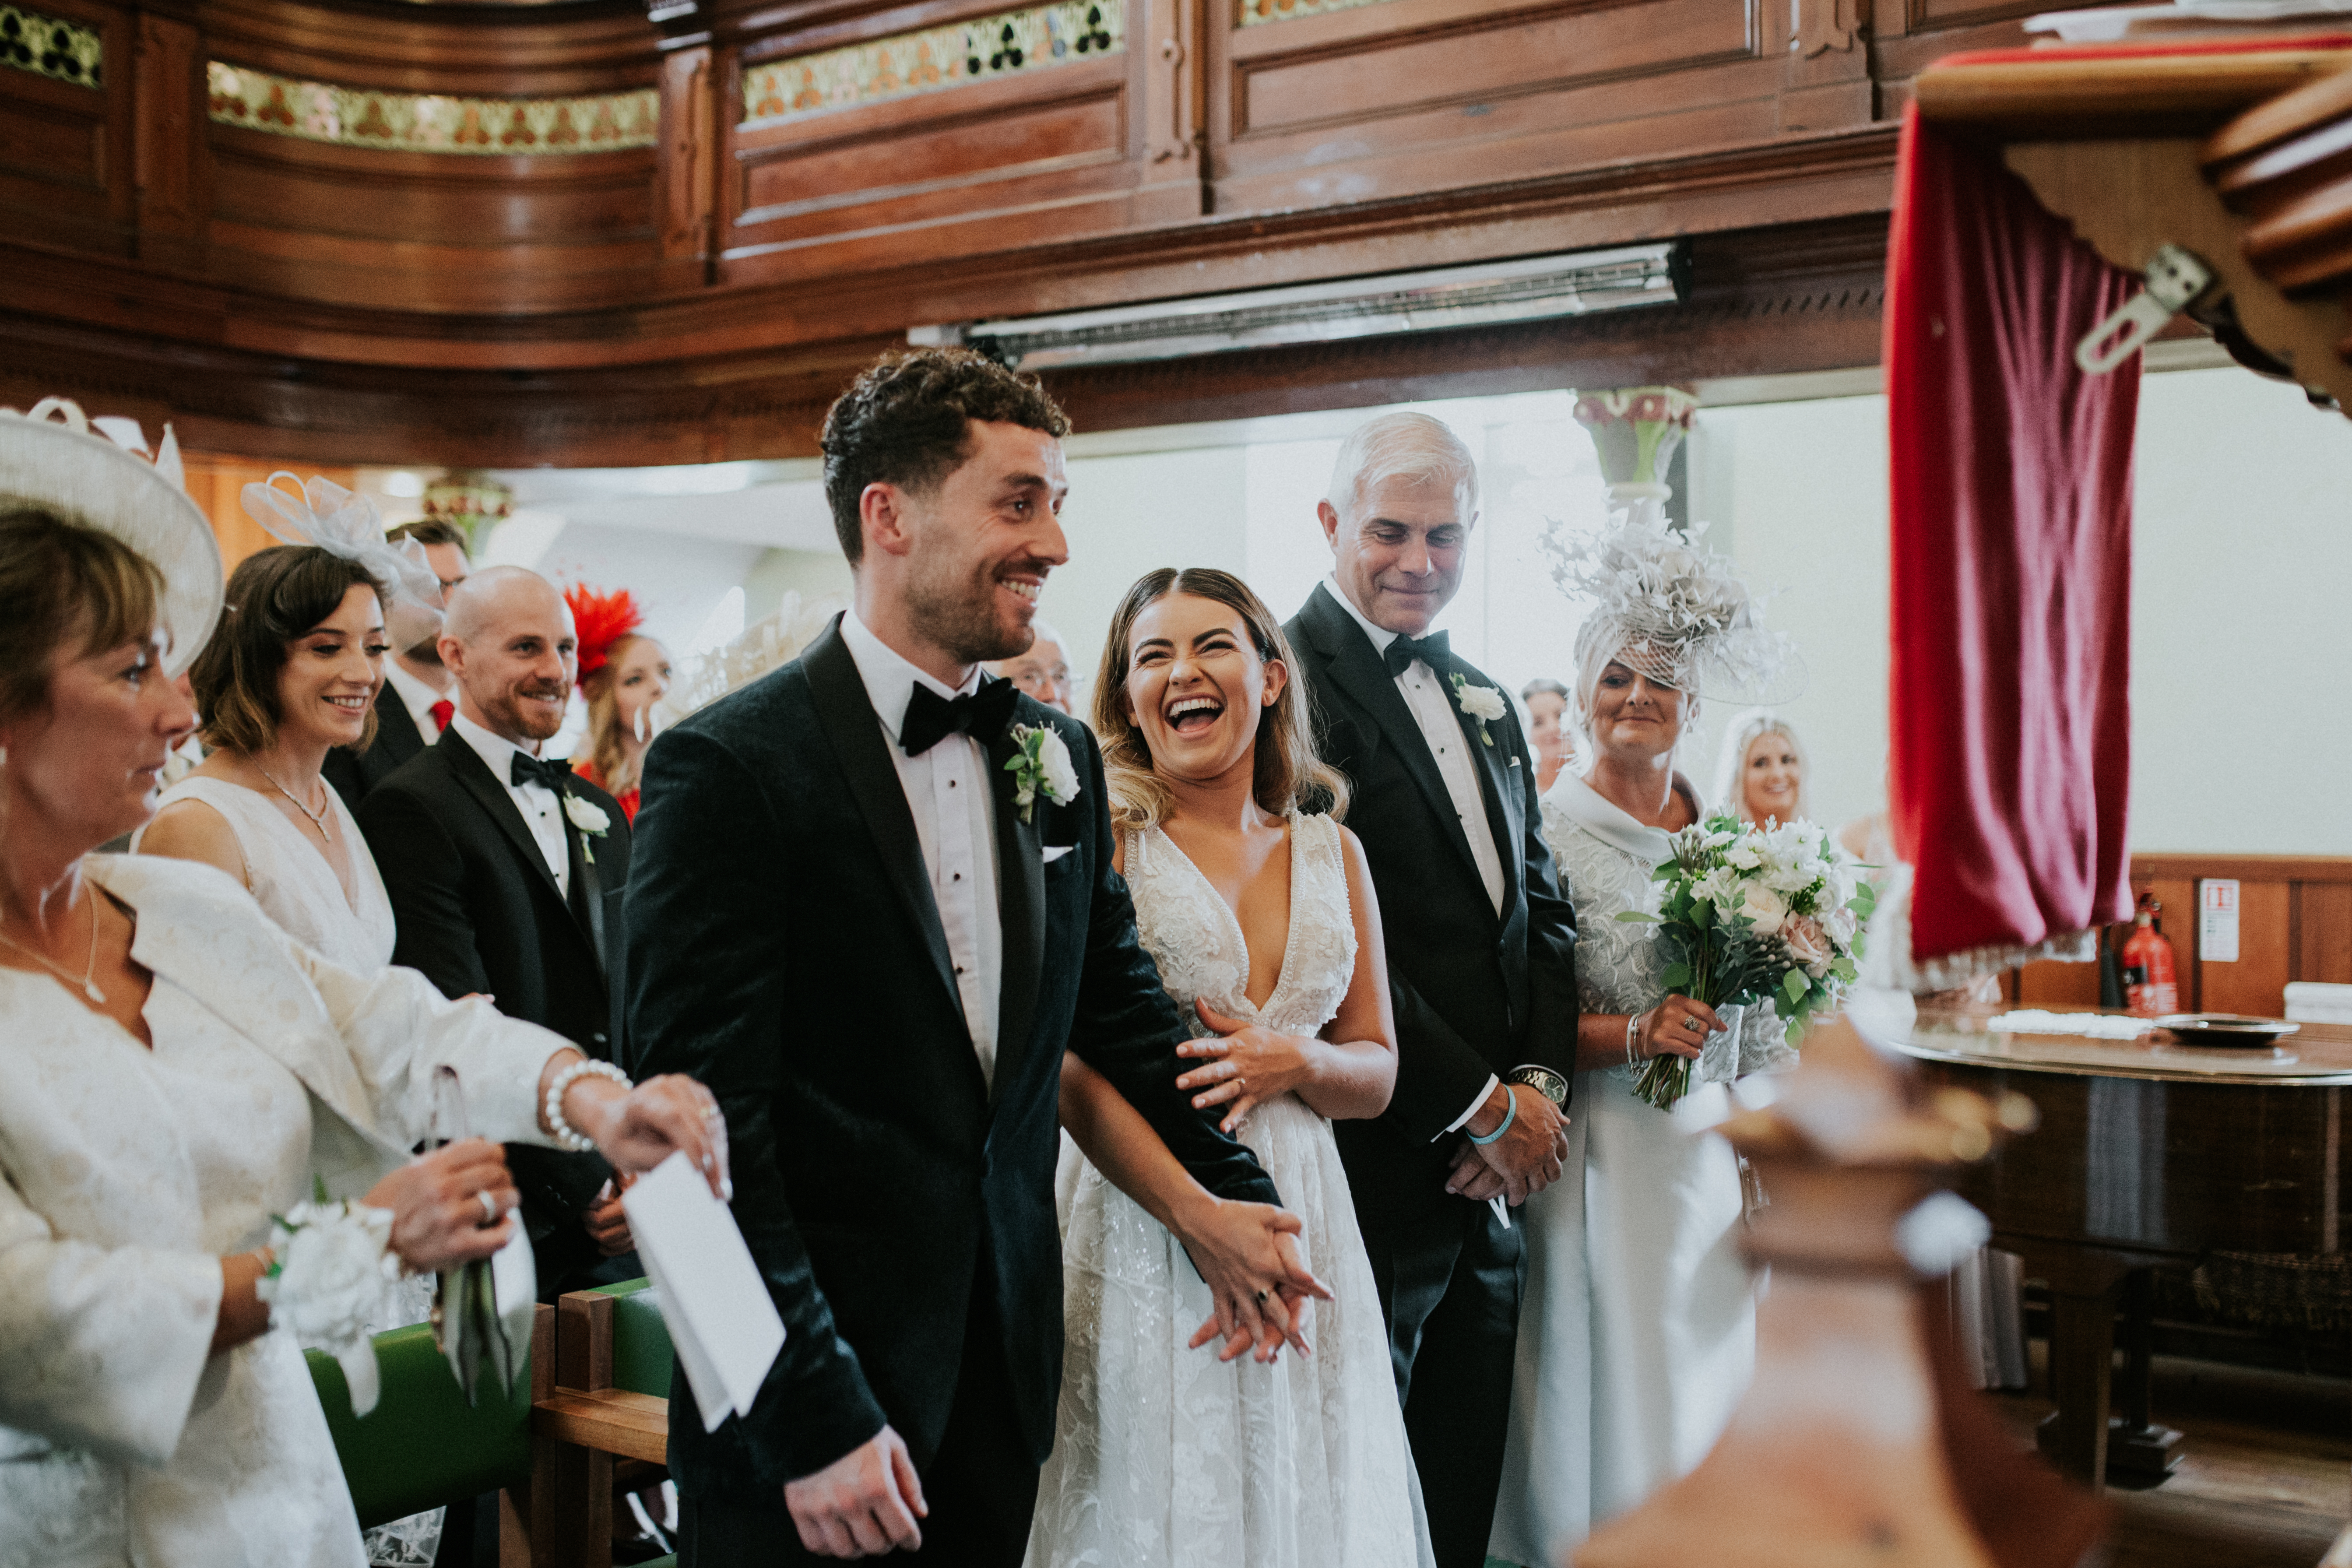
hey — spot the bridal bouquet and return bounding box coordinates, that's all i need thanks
[1616,814,1874,1110]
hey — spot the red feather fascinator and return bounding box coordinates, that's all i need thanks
[565,583,644,685]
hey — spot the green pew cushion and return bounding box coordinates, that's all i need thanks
[591,1277,676,1398]
[306,1322,534,1529]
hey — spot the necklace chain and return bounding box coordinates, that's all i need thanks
[0,888,105,1004]
[255,763,333,842]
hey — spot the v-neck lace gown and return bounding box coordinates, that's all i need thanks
[1025,812,1433,1568]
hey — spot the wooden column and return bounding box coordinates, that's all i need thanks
[657,43,715,290]
[132,9,205,270]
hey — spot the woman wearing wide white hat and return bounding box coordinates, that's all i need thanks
[0,399,728,1568]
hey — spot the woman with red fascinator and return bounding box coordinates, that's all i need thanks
[564,585,670,824]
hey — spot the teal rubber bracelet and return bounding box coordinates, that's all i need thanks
[1466,1085,1517,1146]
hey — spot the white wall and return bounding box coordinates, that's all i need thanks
[1684,368,2352,853]
[2128,369,2352,851]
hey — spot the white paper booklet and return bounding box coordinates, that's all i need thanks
[621,1151,786,1432]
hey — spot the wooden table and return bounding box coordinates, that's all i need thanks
[1891,1009,2352,1491]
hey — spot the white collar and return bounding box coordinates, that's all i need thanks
[1322,575,1402,653]
[449,710,539,784]
[840,609,981,743]
[382,660,447,727]
[1548,770,1703,864]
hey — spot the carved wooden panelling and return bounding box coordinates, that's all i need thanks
[722,16,1165,287]
[739,0,1122,123]
[1214,0,1773,214]
[0,0,128,249]
[204,62,659,155]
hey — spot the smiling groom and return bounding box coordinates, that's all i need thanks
[625,350,1308,1566]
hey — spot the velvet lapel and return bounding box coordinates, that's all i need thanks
[802,623,962,1014]
[439,731,591,954]
[984,722,1047,1109]
[1299,584,1488,893]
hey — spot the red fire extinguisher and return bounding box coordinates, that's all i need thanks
[2120,893,2180,1018]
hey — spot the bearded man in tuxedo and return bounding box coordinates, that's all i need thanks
[625,349,1319,1566]
[356,566,638,1301]
[1282,412,1580,1568]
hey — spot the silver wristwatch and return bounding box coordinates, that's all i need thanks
[1507,1065,1569,1107]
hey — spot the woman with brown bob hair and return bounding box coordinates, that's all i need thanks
[0,404,727,1568]
[136,543,403,972]
[1030,567,1435,1568]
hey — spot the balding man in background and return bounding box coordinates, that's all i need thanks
[357,565,640,1301]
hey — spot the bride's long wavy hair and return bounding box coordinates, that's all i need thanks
[1092,567,1348,832]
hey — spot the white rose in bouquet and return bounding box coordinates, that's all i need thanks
[1737,883,1790,936]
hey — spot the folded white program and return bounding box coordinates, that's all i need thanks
[622,1151,786,1432]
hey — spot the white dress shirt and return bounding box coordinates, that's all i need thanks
[840,611,1004,1089]
[383,659,452,737]
[1325,577,1505,1136]
[449,711,570,896]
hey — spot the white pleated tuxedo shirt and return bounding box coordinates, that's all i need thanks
[840,610,1004,1090]
[1323,576,1504,1135]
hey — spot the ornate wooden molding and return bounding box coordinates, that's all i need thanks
[2,1,102,85]
[738,0,1120,123]
[204,60,660,152]
[1238,0,1402,22]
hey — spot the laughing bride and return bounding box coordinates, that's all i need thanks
[1024,567,1434,1568]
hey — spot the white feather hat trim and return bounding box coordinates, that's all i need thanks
[0,398,222,676]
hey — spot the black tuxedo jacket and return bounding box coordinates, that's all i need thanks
[323,685,429,815]
[354,728,633,1298]
[624,617,1277,1498]
[1284,584,1580,1174]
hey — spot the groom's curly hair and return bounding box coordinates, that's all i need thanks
[820,349,1070,566]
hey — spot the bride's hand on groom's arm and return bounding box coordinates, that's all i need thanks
[783,1424,927,1558]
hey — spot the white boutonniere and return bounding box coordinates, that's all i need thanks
[563,792,611,862]
[1005,724,1080,825]
[1452,674,1507,746]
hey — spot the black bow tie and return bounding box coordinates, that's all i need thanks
[1382,629,1451,678]
[901,676,1018,757]
[510,752,573,791]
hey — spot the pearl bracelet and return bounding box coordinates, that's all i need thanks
[1624,1012,1644,1070]
[546,1058,631,1152]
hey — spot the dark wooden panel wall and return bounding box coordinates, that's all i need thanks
[2014,854,2352,1020]
[0,0,2106,464]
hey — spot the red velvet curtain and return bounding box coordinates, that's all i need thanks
[1884,106,2139,969]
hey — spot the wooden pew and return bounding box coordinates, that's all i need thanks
[535,1278,675,1568]
[305,1304,554,1567]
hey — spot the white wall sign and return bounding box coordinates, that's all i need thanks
[2199,879,2240,964]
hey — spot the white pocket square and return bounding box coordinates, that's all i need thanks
[1042,845,1076,864]
[1508,756,1522,768]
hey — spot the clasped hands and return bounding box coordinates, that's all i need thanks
[1444,1079,1570,1209]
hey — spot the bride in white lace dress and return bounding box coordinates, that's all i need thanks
[1026,569,1434,1568]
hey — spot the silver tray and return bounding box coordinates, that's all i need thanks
[2155,1013,2301,1048]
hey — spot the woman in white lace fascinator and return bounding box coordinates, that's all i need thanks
[0,402,728,1568]
[1027,566,1433,1568]
[1489,512,1801,1568]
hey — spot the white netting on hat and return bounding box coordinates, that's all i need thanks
[241,473,446,650]
[1543,506,1804,710]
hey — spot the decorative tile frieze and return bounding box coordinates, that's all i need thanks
[205,61,659,155]
[1238,0,1403,23]
[2,3,101,89]
[741,1,1120,127]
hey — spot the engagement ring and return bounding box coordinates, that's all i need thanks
[478,1190,500,1224]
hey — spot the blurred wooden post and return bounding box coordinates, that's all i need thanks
[1576,1019,2106,1568]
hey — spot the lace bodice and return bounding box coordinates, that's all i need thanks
[1031,809,1430,1568]
[1124,811,1357,1045]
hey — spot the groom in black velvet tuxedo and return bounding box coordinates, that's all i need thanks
[625,350,1314,1566]
[1283,413,1581,1568]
